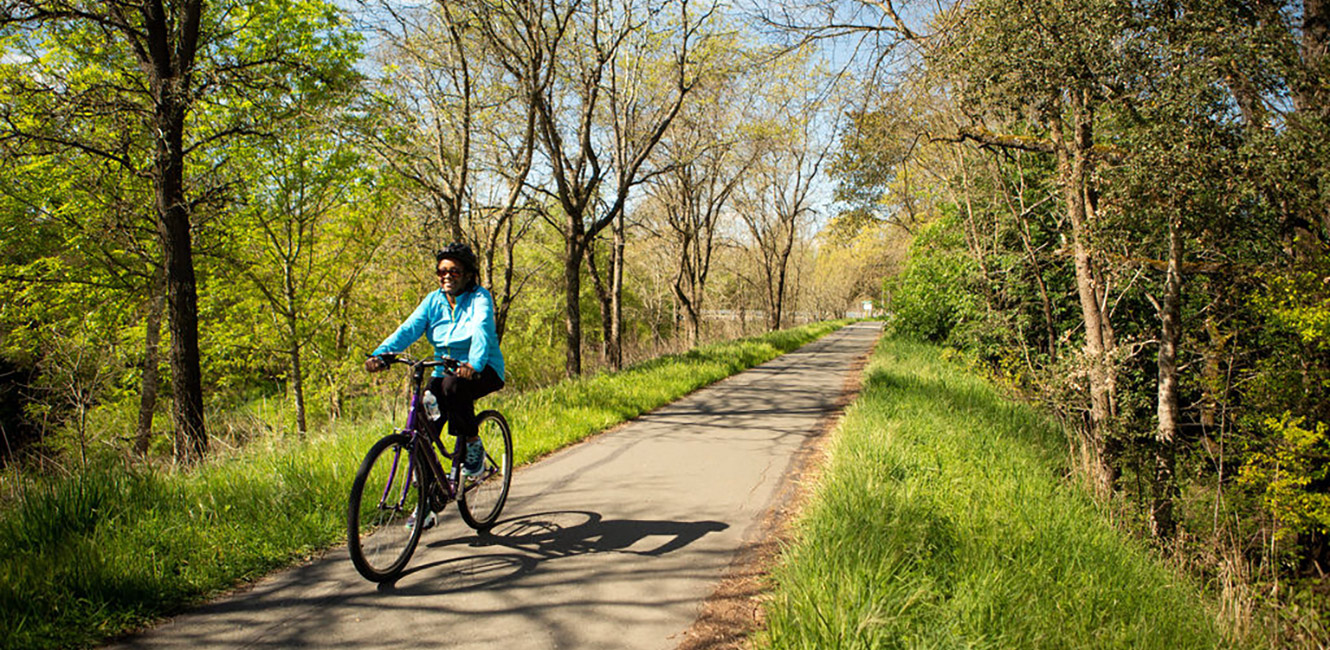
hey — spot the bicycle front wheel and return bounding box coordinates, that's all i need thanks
[458,410,513,531]
[347,434,426,582]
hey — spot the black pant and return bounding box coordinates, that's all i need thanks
[425,366,504,439]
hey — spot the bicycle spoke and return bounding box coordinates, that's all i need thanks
[458,411,513,531]
[347,435,424,581]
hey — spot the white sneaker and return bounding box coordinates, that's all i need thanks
[404,509,436,531]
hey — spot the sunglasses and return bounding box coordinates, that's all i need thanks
[436,267,467,277]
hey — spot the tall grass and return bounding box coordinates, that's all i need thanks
[0,321,844,650]
[758,339,1233,649]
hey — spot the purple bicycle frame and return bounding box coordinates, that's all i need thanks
[379,379,458,512]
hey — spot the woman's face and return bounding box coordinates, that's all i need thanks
[437,259,469,295]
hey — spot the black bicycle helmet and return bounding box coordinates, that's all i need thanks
[435,242,478,274]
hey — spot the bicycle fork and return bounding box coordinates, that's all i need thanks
[377,443,413,515]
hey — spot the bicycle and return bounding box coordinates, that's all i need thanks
[346,355,513,583]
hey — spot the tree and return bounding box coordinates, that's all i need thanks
[651,131,748,347]
[798,0,1330,632]
[228,129,389,436]
[735,69,837,332]
[646,46,761,347]
[0,106,167,456]
[930,0,1140,496]
[477,0,712,376]
[2,0,213,461]
[356,0,471,244]
[807,209,906,319]
[357,0,543,350]
[2,0,362,461]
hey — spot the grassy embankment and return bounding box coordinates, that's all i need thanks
[0,320,845,650]
[758,338,1235,649]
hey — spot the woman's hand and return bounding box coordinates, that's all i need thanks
[364,356,388,373]
[456,363,476,380]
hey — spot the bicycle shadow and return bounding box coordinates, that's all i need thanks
[482,510,728,558]
[379,510,727,595]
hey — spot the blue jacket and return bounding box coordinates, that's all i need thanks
[372,285,505,380]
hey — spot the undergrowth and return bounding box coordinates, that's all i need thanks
[758,338,1235,649]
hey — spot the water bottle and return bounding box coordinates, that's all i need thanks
[422,390,441,421]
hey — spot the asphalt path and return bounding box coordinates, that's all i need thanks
[111,322,883,650]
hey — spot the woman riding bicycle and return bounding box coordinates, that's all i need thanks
[365,242,505,478]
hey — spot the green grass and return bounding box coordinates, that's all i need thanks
[0,320,845,650]
[758,338,1231,650]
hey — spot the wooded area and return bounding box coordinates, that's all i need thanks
[0,0,888,465]
[2,0,1328,644]
[817,0,1328,643]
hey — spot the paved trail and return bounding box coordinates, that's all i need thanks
[112,322,883,650]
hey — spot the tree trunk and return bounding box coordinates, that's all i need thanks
[1299,0,1329,115]
[330,292,349,420]
[495,219,517,342]
[134,270,166,455]
[163,221,206,461]
[564,235,584,377]
[689,221,712,347]
[608,211,624,369]
[585,218,625,370]
[771,220,796,331]
[673,278,700,349]
[290,337,307,437]
[281,248,307,437]
[687,301,701,348]
[158,116,207,463]
[1051,103,1114,497]
[1300,0,1330,246]
[1151,216,1183,540]
[141,0,208,464]
[586,237,613,365]
[763,262,778,331]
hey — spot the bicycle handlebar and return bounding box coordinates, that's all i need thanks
[375,354,462,373]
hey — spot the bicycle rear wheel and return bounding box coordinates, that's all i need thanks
[457,410,513,531]
[347,434,426,582]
